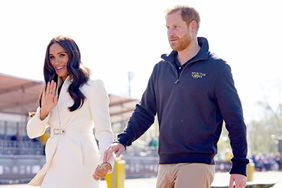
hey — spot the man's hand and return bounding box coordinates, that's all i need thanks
[229,174,247,188]
[93,162,112,180]
[103,143,125,162]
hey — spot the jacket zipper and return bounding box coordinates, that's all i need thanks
[165,60,191,84]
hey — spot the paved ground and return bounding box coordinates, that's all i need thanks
[0,171,281,188]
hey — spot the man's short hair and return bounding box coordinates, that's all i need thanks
[166,5,200,30]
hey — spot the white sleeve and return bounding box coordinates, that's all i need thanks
[26,107,50,139]
[88,80,114,165]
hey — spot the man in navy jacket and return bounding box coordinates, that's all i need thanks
[103,5,249,188]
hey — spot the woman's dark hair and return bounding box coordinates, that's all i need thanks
[41,36,90,111]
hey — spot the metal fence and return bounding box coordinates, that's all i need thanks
[0,140,43,156]
[124,156,159,178]
[0,155,44,184]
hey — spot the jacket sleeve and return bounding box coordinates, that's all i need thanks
[88,80,114,165]
[26,107,50,139]
[214,63,249,176]
[118,65,157,148]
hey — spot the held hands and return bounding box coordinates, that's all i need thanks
[40,81,57,120]
[92,143,125,181]
[229,174,247,188]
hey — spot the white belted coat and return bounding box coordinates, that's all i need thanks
[26,78,114,188]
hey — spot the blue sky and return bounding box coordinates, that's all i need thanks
[1,0,282,122]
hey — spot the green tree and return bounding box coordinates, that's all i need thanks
[248,101,282,154]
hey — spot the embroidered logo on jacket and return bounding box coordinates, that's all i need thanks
[191,72,206,79]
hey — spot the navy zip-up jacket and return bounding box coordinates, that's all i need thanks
[118,37,249,175]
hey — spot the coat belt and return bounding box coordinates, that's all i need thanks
[50,128,93,137]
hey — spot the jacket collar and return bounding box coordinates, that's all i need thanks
[161,37,211,63]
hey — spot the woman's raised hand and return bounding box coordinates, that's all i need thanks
[40,80,58,120]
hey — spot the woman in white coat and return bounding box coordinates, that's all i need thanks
[27,36,113,188]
